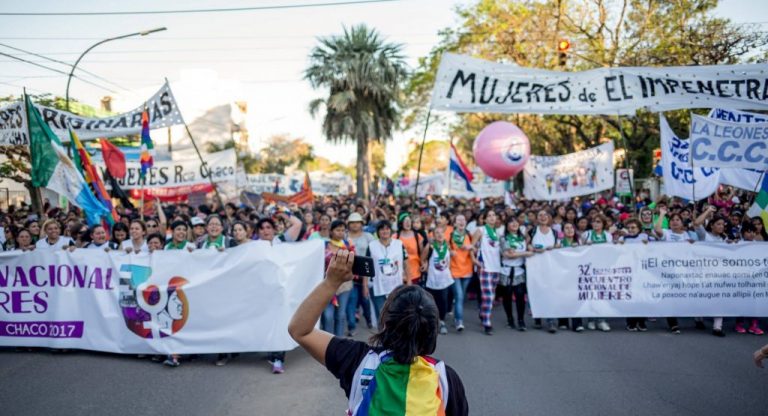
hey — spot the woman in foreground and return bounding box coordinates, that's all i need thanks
[289,250,468,415]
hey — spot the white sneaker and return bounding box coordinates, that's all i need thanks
[456,321,465,332]
[587,321,596,331]
[598,321,611,332]
[439,321,448,335]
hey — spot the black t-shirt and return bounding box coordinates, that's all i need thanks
[325,337,469,416]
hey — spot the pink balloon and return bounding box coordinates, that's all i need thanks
[472,121,531,180]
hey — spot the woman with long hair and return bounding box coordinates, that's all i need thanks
[36,219,74,250]
[448,214,474,332]
[499,216,533,331]
[472,209,502,335]
[424,224,455,335]
[120,220,148,253]
[110,222,129,248]
[288,251,468,415]
[396,213,428,285]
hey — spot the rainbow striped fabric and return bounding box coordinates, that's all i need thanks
[69,130,117,225]
[353,353,446,416]
[140,109,154,178]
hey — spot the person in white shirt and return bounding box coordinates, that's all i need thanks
[472,210,502,335]
[84,225,118,250]
[367,220,410,320]
[693,205,729,337]
[120,220,149,254]
[423,224,455,335]
[654,207,695,243]
[527,209,559,332]
[35,219,74,250]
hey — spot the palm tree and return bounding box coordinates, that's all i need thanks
[305,25,407,199]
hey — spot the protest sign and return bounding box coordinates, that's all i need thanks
[660,115,719,200]
[527,242,768,318]
[707,108,767,191]
[110,149,236,190]
[616,168,634,196]
[0,101,28,145]
[431,53,768,115]
[690,114,768,170]
[0,83,185,145]
[523,142,614,200]
[0,240,323,353]
[243,172,354,196]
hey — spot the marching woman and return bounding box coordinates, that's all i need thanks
[288,251,468,415]
[15,229,35,251]
[84,225,118,250]
[367,220,410,320]
[110,222,129,249]
[449,214,474,332]
[528,209,559,332]
[424,224,455,335]
[165,220,196,251]
[396,213,428,285]
[197,215,235,251]
[500,216,534,331]
[652,207,690,334]
[120,220,149,254]
[472,209,502,335]
[580,214,612,332]
[36,219,74,250]
[693,205,730,337]
[230,221,252,247]
[256,211,304,374]
[322,220,354,337]
[556,222,585,332]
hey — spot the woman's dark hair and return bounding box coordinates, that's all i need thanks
[129,219,147,232]
[370,285,439,364]
[146,232,165,246]
[110,222,129,243]
[231,220,249,237]
[256,218,276,230]
[330,220,346,233]
[170,220,188,232]
[504,216,524,239]
[205,214,223,226]
[375,220,393,237]
[88,224,106,238]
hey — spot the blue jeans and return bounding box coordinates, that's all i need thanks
[452,278,472,323]
[347,282,371,332]
[371,286,387,322]
[321,290,351,337]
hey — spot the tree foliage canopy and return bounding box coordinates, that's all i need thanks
[406,0,768,177]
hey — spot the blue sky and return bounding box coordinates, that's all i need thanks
[0,0,764,174]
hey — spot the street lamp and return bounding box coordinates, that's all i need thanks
[65,27,167,112]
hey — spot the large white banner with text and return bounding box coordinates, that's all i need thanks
[527,242,768,318]
[523,141,614,200]
[109,149,236,190]
[660,115,720,200]
[690,114,768,170]
[431,53,768,115]
[0,241,323,353]
[0,101,28,145]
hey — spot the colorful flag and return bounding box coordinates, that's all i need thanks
[746,174,768,229]
[140,109,154,177]
[103,168,135,209]
[289,172,314,206]
[100,138,127,178]
[70,130,117,224]
[449,143,474,192]
[27,94,110,225]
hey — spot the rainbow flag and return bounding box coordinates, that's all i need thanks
[140,109,154,178]
[69,129,117,225]
[356,355,445,416]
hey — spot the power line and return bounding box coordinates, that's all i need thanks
[0,0,400,16]
[0,51,118,93]
[0,43,131,92]
[0,33,438,41]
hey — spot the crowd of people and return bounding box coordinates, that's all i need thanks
[2,184,766,372]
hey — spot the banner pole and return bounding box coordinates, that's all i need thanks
[165,77,223,205]
[615,114,635,212]
[446,136,452,197]
[413,109,432,199]
[140,182,144,221]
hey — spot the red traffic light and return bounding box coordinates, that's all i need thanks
[557,39,570,52]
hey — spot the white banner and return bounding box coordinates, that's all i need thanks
[690,114,768,169]
[242,172,354,195]
[527,243,768,318]
[707,108,766,191]
[615,168,634,196]
[0,101,28,145]
[431,53,768,115]
[110,149,236,190]
[0,241,323,353]
[0,83,185,145]
[523,141,614,200]
[660,115,719,200]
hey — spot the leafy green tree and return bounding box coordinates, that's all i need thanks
[406,0,768,177]
[306,24,408,198]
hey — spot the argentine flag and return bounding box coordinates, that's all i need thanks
[450,143,474,192]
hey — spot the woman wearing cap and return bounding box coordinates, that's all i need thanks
[288,251,468,415]
[346,212,375,335]
[367,220,410,320]
[190,217,207,246]
[322,220,354,337]
[395,213,427,285]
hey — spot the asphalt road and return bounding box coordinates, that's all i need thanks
[2,305,766,416]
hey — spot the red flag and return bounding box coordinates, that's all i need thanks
[100,138,126,179]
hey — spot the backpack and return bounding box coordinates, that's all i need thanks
[347,350,449,416]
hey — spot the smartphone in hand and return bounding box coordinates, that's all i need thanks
[352,256,375,277]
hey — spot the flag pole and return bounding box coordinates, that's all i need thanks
[23,88,45,219]
[164,77,223,205]
[446,137,452,197]
[413,109,432,199]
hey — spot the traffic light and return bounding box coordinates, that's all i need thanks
[557,39,570,67]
